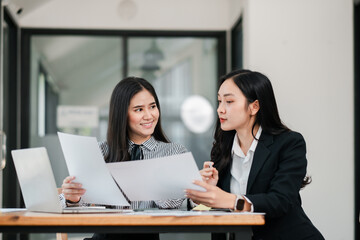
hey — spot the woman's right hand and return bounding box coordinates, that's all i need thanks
[61,176,86,203]
[199,161,219,186]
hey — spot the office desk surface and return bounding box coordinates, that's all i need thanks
[0,211,264,226]
[0,210,265,235]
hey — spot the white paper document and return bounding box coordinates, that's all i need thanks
[58,132,130,207]
[107,152,205,201]
[127,209,265,216]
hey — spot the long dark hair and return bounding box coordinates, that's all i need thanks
[106,77,169,162]
[212,69,310,187]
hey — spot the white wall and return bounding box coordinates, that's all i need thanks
[228,0,244,27]
[242,0,354,239]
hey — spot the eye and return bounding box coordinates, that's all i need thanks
[150,104,157,109]
[226,101,233,104]
[218,99,222,104]
[135,108,143,112]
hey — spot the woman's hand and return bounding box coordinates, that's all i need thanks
[61,176,86,203]
[200,161,219,186]
[185,180,236,209]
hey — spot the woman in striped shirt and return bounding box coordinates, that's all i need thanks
[61,77,187,240]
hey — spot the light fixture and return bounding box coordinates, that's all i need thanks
[181,95,214,134]
[141,40,164,75]
[118,0,137,20]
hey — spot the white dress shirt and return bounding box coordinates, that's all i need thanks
[230,127,262,211]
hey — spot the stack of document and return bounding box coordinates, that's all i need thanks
[58,132,204,206]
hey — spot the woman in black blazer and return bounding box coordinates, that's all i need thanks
[186,69,324,240]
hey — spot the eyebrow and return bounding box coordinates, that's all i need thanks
[133,102,156,108]
[218,93,235,97]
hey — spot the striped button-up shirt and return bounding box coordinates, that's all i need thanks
[61,136,187,209]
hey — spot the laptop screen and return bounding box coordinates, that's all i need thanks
[11,147,63,213]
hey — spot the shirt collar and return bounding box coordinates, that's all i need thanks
[128,136,157,151]
[232,126,262,157]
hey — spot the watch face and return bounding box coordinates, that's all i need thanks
[236,199,245,211]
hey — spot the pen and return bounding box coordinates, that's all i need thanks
[208,162,213,168]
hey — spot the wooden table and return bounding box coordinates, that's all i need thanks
[0,210,265,239]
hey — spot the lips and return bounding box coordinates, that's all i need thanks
[219,118,226,123]
[141,122,154,128]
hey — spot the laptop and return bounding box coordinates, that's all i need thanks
[11,147,131,214]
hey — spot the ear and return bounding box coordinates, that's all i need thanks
[249,100,260,116]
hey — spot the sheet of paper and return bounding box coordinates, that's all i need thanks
[126,209,265,216]
[58,132,130,206]
[107,152,205,201]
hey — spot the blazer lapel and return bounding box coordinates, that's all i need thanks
[247,132,273,192]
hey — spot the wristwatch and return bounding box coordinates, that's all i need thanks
[234,195,245,211]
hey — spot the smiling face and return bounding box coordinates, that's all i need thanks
[217,78,258,132]
[127,89,159,144]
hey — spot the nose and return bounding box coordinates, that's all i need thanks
[217,102,225,115]
[143,108,152,119]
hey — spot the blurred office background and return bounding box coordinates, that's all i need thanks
[0,0,357,240]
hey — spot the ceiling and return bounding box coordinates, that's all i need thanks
[4,0,241,30]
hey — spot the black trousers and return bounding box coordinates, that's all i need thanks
[84,233,160,240]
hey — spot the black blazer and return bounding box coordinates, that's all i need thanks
[217,131,324,240]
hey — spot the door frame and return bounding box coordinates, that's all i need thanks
[354,2,360,239]
[0,0,4,211]
[20,28,226,149]
[2,6,20,209]
[231,16,243,70]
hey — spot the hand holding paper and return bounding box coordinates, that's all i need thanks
[58,132,204,205]
[107,152,205,201]
[58,132,130,206]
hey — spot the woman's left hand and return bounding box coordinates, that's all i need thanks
[199,161,218,186]
[185,180,236,209]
